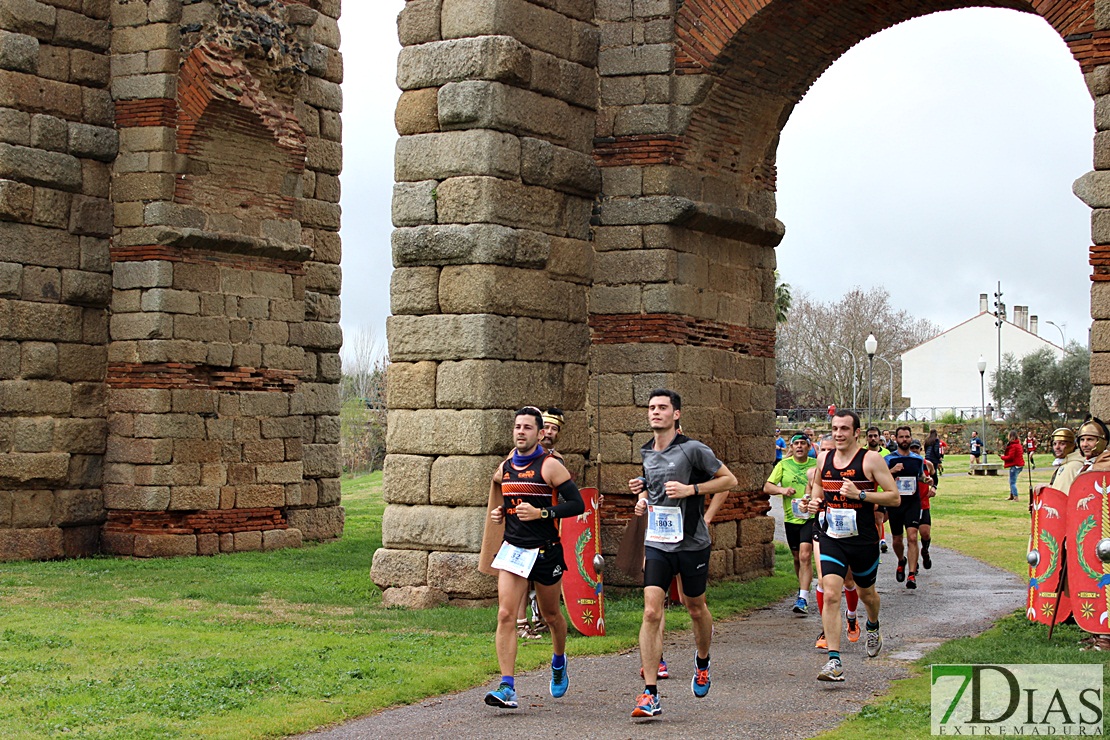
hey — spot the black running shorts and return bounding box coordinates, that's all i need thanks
[644,546,711,598]
[817,533,880,588]
[526,542,566,586]
[886,494,922,535]
[919,509,932,526]
[785,520,814,552]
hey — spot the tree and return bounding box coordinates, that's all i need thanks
[775,287,939,412]
[774,271,792,324]
[991,343,1090,422]
[340,327,389,473]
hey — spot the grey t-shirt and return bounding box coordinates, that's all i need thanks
[640,434,724,553]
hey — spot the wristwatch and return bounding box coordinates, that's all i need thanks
[693,484,700,495]
[859,491,867,502]
[540,507,550,519]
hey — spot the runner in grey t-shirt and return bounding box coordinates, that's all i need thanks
[628,389,736,719]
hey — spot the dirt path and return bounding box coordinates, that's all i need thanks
[298,532,1024,739]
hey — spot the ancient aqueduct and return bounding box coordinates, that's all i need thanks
[2,0,1110,604]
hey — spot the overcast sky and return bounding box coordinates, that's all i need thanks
[338,4,1094,360]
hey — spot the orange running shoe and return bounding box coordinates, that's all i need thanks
[846,616,861,643]
[815,632,827,650]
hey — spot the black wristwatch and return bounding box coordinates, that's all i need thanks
[693,484,700,495]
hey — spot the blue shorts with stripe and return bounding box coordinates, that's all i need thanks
[816,532,881,588]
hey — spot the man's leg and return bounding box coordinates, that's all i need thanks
[686,593,712,661]
[798,542,813,593]
[534,580,568,658]
[858,583,881,623]
[639,586,667,682]
[495,570,530,677]
[906,526,920,574]
[820,572,845,652]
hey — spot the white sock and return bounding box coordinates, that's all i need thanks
[799,589,809,601]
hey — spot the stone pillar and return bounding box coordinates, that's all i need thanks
[589,0,782,581]
[100,0,343,556]
[373,0,600,605]
[1079,0,1110,415]
[0,0,114,559]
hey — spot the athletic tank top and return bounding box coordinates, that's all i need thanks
[501,452,559,549]
[820,447,879,544]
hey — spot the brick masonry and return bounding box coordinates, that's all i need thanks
[378,0,1110,605]
[0,0,343,561]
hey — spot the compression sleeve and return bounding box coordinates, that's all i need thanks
[551,479,584,519]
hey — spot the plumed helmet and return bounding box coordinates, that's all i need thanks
[1050,427,1076,455]
[1077,417,1110,458]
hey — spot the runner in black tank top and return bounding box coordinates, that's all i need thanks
[820,447,879,545]
[501,452,559,549]
[806,411,901,684]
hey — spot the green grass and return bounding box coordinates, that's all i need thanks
[819,455,1110,739]
[0,473,796,739]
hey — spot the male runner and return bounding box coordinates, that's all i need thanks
[886,426,926,589]
[628,389,736,718]
[807,410,900,682]
[515,408,569,639]
[483,407,584,709]
[910,439,937,570]
[863,426,890,553]
[764,433,817,614]
[809,436,863,650]
[968,431,983,471]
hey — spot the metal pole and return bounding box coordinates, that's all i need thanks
[980,368,987,465]
[867,356,873,429]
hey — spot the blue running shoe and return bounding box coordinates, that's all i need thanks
[631,691,662,717]
[550,660,568,698]
[691,653,711,698]
[792,596,808,615]
[484,682,518,709]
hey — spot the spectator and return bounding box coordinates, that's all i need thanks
[1000,431,1025,501]
[775,429,787,462]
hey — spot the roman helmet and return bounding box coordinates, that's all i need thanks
[1050,427,1076,456]
[1077,417,1109,458]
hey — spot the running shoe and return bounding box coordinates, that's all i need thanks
[922,550,932,570]
[880,539,888,553]
[906,572,917,590]
[846,617,860,643]
[632,691,662,718]
[866,627,883,658]
[817,658,844,682]
[484,682,518,708]
[896,558,907,582]
[517,619,541,640]
[815,632,827,650]
[792,596,808,615]
[640,660,669,679]
[550,660,568,698]
[691,653,711,698]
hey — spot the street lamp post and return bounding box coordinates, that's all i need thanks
[978,355,988,465]
[865,334,877,429]
[1046,320,1066,351]
[874,356,894,421]
[831,342,858,409]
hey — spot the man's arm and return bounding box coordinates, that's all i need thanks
[488,463,505,523]
[700,463,737,525]
[762,462,790,496]
[859,450,901,506]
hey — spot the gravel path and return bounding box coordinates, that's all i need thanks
[297,500,1024,739]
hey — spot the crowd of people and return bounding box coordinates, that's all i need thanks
[477,395,1107,715]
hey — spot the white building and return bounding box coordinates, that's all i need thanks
[900,295,1063,413]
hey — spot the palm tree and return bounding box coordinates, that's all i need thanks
[775,271,792,324]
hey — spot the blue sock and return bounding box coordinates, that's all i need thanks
[552,653,565,670]
[501,675,515,689]
[866,619,880,631]
[828,650,841,662]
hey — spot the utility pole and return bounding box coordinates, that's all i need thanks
[993,282,1004,417]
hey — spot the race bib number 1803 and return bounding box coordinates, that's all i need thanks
[646,505,684,543]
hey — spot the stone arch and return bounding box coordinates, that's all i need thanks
[379,0,1108,604]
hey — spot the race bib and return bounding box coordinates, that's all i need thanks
[491,541,540,578]
[896,476,916,496]
[646,505,684,543]
[790,498,813,520]
[825,507,859,539]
